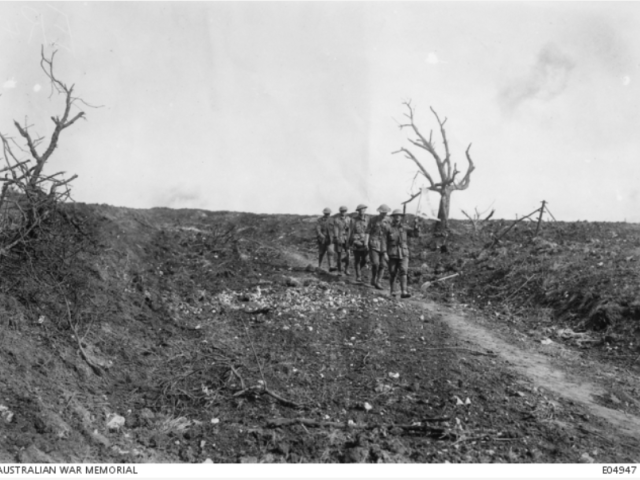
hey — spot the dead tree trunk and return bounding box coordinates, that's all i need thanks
[437,188,452,230]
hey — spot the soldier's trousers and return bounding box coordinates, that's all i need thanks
[353,249,368,268]
[318,240,334,267]
[352,248,368,278]
[369,249,387,271]
[388,256,409,278]
[334,241,350,272]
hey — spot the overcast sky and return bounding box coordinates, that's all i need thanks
[1,2,639,221]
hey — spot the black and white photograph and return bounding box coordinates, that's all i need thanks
[0,1,639,474]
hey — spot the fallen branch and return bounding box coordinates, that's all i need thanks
[234,385,302,409]
[421,272,460,289]
[236,312,302,408]
[228,364,246,390]
[421,346,497,357]
[266,417,450,437]
[64,298,103,376]
[313,342,368,352]
[264,388,301,408]
[63,392,77,410]
[240,314,268,383]
[243,306,271,315]
[451,434,517,447]
[505,275,535,301]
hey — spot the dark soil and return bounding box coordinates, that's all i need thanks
[0,206,639,463]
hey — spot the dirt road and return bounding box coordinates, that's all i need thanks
[417,300,640,439]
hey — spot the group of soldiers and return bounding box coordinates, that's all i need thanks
[315,204,411,298]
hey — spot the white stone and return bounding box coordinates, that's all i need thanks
[106,414,125,430]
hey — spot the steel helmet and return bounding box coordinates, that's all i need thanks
[356,204,367,211]
[391,209,403,216]
[339,206,348,213]
[322,207,331,214]
[377,204,391,213]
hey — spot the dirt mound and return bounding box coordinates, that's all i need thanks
[409,219,640,359]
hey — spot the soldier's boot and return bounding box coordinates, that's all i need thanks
[359,259,367,283]
[374,268,385,290]
[370,265,378,287]
[335,252,343,274]
[354,263,362,283]
[344,255,351,276]
[327,251,336,272]
[400,275,411,298]
[389,273,398,297]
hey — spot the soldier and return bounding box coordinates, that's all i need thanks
[349,204,370,283]
[316,207,334,270]
[366,204,391,290]
[333,205,352,275]
[386,209,411,298]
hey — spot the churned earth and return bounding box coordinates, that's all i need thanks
[0,205,639,463]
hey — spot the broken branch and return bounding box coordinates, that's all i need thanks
[266,417,450,437]
[234,384,302,409]
[64,298,103,376]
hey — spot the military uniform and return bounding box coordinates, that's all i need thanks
[386,211,411,298]
[332,211,352,274]
[366,205,391,289]
[349,212,370,283]
[316,210,335,269]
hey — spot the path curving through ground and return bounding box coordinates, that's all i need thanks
[416,300,640,438]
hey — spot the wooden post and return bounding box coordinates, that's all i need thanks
[534,200,546,237]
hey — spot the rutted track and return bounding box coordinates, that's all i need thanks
[416,301,640,438]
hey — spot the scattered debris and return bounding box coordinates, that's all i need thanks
[421,273,461,290]
[106,414,125,431]
[265,417,450,438]
[556,328,598,347]
[284,277,302,288]
[606,393,622,405]
[0,405,14,423]
[579,452,595,463]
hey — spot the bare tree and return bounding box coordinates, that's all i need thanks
[461,206,495,236]
[0,47,93,253]
[393,101,475,231]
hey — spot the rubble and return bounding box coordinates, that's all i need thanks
[106,414,126,431]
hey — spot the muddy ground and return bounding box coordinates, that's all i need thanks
[0,204,639,463]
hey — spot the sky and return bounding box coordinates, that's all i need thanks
[0,2,639,221]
